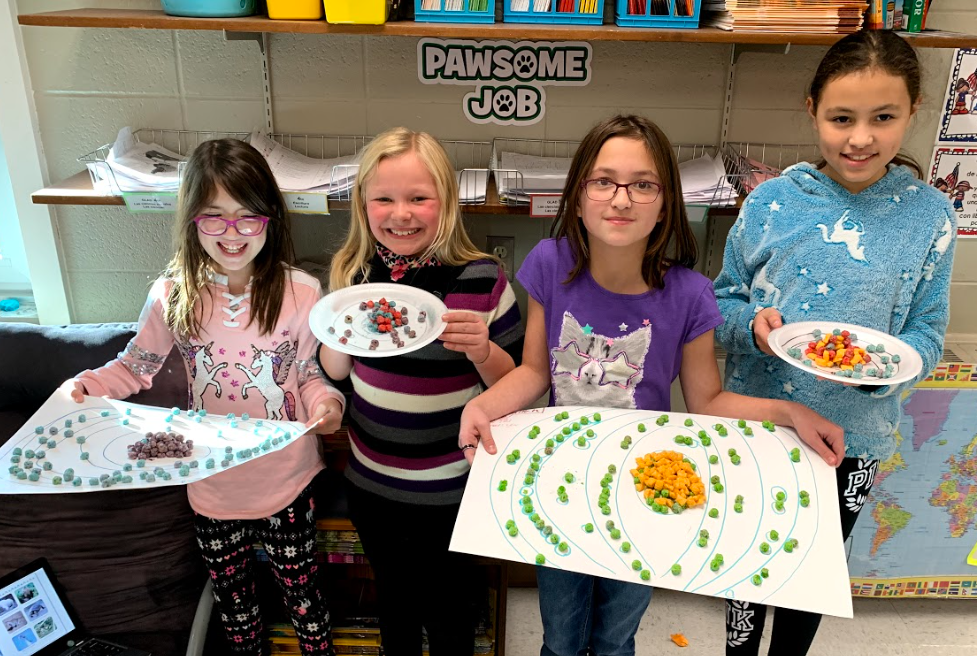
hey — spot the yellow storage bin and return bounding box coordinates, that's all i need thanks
[268,0,324,19]
[324,0,390,24]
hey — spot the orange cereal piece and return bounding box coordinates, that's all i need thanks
[670,633,689,648]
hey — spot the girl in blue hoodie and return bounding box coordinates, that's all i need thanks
[714,31,956,656]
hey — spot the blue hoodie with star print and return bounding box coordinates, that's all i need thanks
[713,162,956,461]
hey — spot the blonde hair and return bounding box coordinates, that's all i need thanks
[329,128,489,291]
[165,138,294,339]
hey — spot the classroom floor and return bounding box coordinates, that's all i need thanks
[504,587,977,655]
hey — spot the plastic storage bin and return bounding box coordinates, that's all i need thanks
[324,0,390,24]
[415,0,496,23]
[160,0,256,17]
[268,0,324,19]
[503,0,604,25]
[615,0,701,28]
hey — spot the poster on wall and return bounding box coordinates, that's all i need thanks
[417,39,593,126]
[938,48,977,144]
[928,146,977,238]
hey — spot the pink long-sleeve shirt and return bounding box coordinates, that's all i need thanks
[78,267,344,520]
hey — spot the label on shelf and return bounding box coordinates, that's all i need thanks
[530,194,562,218]
[122,193,177,213]
[284,192,329,215]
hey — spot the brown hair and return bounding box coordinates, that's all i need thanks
[165,138,295,339]
[550,114,697,290]
[808,30,923,177]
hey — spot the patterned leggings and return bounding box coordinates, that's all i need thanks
[194,484,334,656]
[725,458,879,656]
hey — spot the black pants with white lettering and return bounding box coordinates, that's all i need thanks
[725,458,879,656]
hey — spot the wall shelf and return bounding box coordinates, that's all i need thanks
[32,171,741,216]
[18,8,977,48]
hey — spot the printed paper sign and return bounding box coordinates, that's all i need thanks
[122,193,177,213]
[938,48,977,144]
[418,39,593,126]
[928,146,977,237]
[284,192,329,215]
[530,194,562,217]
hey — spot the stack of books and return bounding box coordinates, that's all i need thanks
[703,1,869,33]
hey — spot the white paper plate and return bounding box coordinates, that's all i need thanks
[310,283,448,358]
[768,321,923,386]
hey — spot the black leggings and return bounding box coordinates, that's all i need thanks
[725,458,879,656]
[345,481,477,656]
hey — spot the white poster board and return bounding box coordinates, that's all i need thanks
[1,392,310,494]
[451,406,853,618]
[928,146,977,238]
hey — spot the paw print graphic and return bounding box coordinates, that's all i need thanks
[515,53,536,77]
[494,89,515,115]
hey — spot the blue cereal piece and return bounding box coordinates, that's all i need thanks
[121,418,129,426]
[123,463,133,472]
[100,410,110,417]
[199,409,207,417]
[43,462,53,471]
[9,455,19,464]
[849,333,858,341]
[242,413,250,421]
[230,421,238,428]
[171,407,180,415]
[24,449,35,459]
[145,474,156,482]
[48,426,58,435]
[47,440,57,449]
[88,477,98,486]
[226,413,235,420]
[221,459,231,468]
[125,408,131,416]
[12,447,22,456]
[80,452,89,460]
[122,476,133,484]
[194,416,202,423]
[72,477,82,487]
[189,460,198,469]
[180,466,190,477]
[28,472,40,482]
[892,354,901,363]
[256,420,263,427]
[35,450,45,459]
[866,344,875,353]
[34,426,44,434]
[205,459,215,469]
[137,459,146,468]
[881,355,890,364]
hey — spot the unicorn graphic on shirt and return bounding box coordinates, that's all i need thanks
[236,341,297,420]
[752,265,782,307]
[178,341,227,409]
[551,312,651,409]
[816,210,866,261]
[922,217,954,281]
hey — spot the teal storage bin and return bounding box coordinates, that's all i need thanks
[161,0,257,17]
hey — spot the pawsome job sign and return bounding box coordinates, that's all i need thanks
[417,38,593,126]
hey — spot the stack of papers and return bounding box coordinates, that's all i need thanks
[86,127,185,193]
[680,154,738,207]
[495,151,574,204]
[703,0,868,33]
[458,169,489,204]
[248,132,361,198]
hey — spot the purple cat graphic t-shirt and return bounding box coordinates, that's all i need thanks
[517,238,724,412]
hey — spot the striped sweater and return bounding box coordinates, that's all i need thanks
[327,254,523,505]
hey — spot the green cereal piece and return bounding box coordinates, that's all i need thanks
[799,489,809,498]
[53,476,63,485]
[577,437,586,446]
[769,530,779,541]
[800,497,810,508]
[738,419,747,428]
[620,440,630,450]
[710,561,720,572]
[605,520,615,530]
[585,523,594,533]
[543,525,553,536]
[621,542,631,553]
[701,436,712,446]
[685,418,694,427]
[601,506,612,516]
[674,436,685,444]
[498,480,508,491]
[728,448,737,456]
[558,494,568,504]
[752,574,762,586]
[580,417,589,425]
[735,495,744,504]
[531,462,540,471]
[586,429,595,437]
[776,491,786,501]
[699,529,710,539]
[651,502,662,512]
[607,464,617,474]
[711,475,720,484]
[790,450,801,463]
[508,527,518,537]
[761,568,769,578]
[640,569,651,581]
[536,554,545,565]
[637,423,647,432]
[558,542,568,553]
[775,501,785,511]
[548,534,559,545]
[632,560,642,571]
[744,427,753,436]
[593,413,601,421]
[697,430,708,439]
[731,455,741,465]
[572,422,580,431]
[530,513,540,523]
[505,519,516,529]
[535,519,546,530]
[784,541,795,553]
[512,449,521,458]
[671,564,682,575]
[734,503,743,513]
[562,427,571,436]
[506,454,516,464]
[524,475,535,485]
[709,455,719,464]
[610,529,621,540]
[532,453,541,463]
[718,427,728,437]
[556,434,565,443]
[522,494,532,506]
[714,483,724,493]
[709,508,719,518]
[698,537,708,548]
[715,554,724,564]
[546,439,555,448]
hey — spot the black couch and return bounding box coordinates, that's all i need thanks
[0,322,205,656]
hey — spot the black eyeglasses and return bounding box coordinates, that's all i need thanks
[580,178,663,204]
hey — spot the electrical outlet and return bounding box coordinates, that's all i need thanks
[486,235,515,279]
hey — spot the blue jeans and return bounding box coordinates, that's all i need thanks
[537,567,652,656]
